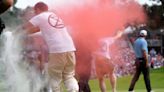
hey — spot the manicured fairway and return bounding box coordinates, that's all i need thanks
[0,67,163,92]
[89,67,164,92]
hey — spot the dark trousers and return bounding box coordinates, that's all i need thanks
[77,65,91,92]
[78,79,91,92]
[128,60,152,92]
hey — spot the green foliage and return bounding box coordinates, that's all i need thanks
[144,0,164,29]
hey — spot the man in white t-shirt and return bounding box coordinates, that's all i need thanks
[24,2,79,92]
[93,31,123,92]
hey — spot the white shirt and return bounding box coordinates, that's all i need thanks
[29,11,76,53]
[97,37,115,59]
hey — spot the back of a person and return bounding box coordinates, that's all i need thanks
[26,2,79,92]
[30,11,75,53]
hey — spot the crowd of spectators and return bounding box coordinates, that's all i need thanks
[113,47,136,77]
[110,39,164,78]
[113,48,164,78]
[110,38,136,77]
[148,49,164,69]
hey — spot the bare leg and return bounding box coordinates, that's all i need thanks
[109,73,117,92]
[98,77,106,92]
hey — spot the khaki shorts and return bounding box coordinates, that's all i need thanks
[48,51,78,92]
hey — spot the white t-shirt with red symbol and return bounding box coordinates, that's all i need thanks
[29,11,76,53]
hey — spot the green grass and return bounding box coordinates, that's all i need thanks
[89,67,164,92]
[1,67,164,92]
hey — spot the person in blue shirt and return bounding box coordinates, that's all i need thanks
[128,30,153,92]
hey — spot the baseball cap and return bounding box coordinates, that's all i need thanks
[140,30,147,36]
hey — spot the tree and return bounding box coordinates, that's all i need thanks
[144,0,164,29]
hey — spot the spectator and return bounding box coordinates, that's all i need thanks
[149,48,157,68]
[149,48,156,58]
[154,53,162,69]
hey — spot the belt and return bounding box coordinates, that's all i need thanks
[136,57,145,60]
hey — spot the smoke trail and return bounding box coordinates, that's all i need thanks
[0,29,45,92]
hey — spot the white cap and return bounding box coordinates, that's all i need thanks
[140,30,147,36]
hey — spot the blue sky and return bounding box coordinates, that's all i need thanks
[15,0,160,9]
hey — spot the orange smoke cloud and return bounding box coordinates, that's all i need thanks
[51,0,146,51]
[49,0,147,77]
